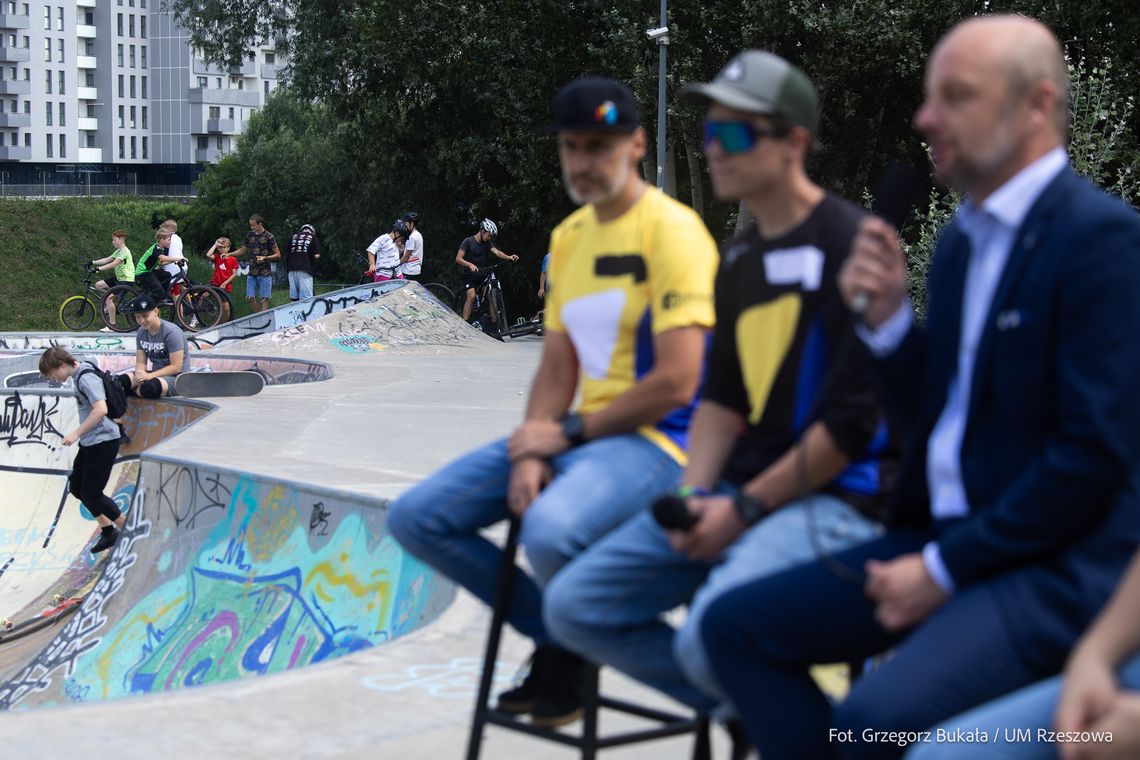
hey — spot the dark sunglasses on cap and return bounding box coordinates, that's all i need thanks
[703,120,789,155]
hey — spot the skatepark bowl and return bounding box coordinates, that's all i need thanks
[0,281,521,713]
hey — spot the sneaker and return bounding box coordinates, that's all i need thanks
[529,648,587,728]
[495,647,544,715]
[116,422,131,445]
[90,527,120,554]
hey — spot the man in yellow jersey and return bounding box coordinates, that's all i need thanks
[388,77,718,727]
[543,52,894,749]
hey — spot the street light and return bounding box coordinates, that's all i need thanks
[647,4,669,193]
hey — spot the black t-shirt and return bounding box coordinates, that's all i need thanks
[459,236,494,270]
[704,194,895,517]
[287,230,322,274]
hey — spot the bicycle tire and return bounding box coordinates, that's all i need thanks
[59,295,97,331]
[174,285,225,331]
[421,282,458,313]
[212,286,234,324]
[490,286,508,332]
[99,284,143,332]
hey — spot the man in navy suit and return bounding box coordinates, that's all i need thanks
[698,15,1140,760]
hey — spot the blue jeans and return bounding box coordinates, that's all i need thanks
[387,434,682,644]
[907,654,1140,759]
[544,492,881,712]
[246,274,273,299]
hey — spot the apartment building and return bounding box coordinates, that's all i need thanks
[0,0,280,188]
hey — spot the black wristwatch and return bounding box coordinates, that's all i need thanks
[733,492,769,526]
[560,412,588,448]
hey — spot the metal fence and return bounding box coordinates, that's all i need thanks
[0,184,197,198]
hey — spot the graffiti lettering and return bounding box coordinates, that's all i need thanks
[0,392,63,449]
[309,502,331,536]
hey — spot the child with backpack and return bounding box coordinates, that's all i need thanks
[38,347,129,554]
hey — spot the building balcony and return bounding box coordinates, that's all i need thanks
[76,24,97,38]
[0,145,30,160]
[227,60,256,77]
[78,147,102,162]
[76,0,96,7]
[188,87,259,107]
[0,112,29,128]
[206,118,234,133]
[0,79,29,95]
[77,116,98,130]
[0,13,29,29]
[0,46,29,63]
[195,147,221,163]
[77,85,97,100]
[77,54,97,69]
[260,63,277,80]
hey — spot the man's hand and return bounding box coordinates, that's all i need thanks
[467,263,479,273]
[507,457,553,517]
[510,254,519,262]
[62,431,79,446]
[1056,646,1120,757]
[865,553,948,631]
[838,217,908,329]
[668,495,747,562]
[538,287,545,299]
[1060,693,1140,760]
[508,419,570,461]
[132,370,149,386]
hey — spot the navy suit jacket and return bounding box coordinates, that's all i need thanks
[874,166,1140,671]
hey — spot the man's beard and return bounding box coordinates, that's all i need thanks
[564,159,631,206]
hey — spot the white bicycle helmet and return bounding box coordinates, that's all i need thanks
[480,218,498,238]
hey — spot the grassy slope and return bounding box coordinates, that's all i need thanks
[0,198,292,331]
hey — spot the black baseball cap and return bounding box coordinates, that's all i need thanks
[680,50,820,136]
[548,77,640,134]
[131,294,158,312]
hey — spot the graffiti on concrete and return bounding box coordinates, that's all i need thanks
[0,392,63,450]
[359,657,515,700]
[0,335,131,353]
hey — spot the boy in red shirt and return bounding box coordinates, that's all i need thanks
[206,236,239,321]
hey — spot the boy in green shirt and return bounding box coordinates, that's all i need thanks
[90,229,134,327]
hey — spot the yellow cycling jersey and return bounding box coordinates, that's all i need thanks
[545,186,718,462]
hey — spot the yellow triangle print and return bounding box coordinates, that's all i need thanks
[736,293,801,424]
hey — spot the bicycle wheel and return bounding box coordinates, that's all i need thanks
[174,285,225,331]
[59,295,97,331]
[422,282,457,313]
[212,286,234,324]
[100,284,143,332]
[490,286,508,331]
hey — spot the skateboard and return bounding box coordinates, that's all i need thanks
[175,370,265,398]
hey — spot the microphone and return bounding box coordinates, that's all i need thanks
[651,493,698,531]
[852,162,926,314]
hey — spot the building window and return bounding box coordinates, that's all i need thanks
[59,133,65,157]
[22,100,28,113]
[142,136,147,158]
[237,79,243,90]
[116,13,122,35]
[5,32,12,47]
[22,67,28,80]
[117,44,122,67]
[130,135,136,158]
[265,51,275,64]
[85,132,94,147]
[227,106,234,119]
[8,132,14,147]
[6,98,12,113]
[83,10,93,25]
[215,76,221,89]
[197,135,207,149]
[117,104,123,127]
[55,5,61,31]
[141,45,146,68]
[140,0,145,8]
[141,106,146,128]
[86,102,94,116]
[44,68,50,93]
[57,70,63,93]
[117,74,123,97]
[129,45,134,67]
[263,80,269,98]
[44,101,51,125]
[23,131,28,147]
[58,102,64,126]
[140,75,146,98]
[42,37,49,62]
[216,136,222,150]
[84,71,94,86]
[129,75,135,98]
[41,6,48,29]
[6,1,13,13]
[45,133,52,157]
[21,3,26,15]
[118,135,124,158]
[56,38,62,62]
[129,105,135,128]
[5,65,12,80]
[128,0,133,6]
[21,34,27,48]
[197,75,206,88]
[140,15,146,37]
[208,106,219,119]
[128,15,134,37]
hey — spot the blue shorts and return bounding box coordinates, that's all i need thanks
[246,275,273,300]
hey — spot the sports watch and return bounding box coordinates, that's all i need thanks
[733,492,769,525]
[560,412,588,448]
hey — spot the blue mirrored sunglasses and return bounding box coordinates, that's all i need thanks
[702,120,787,154]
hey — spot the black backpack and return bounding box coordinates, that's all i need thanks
[76,363,129,419]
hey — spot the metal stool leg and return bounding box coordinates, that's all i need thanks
[691,716,711,760]
[465,518,522,760]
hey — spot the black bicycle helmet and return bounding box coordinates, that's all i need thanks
[390,220,412,240]
[401,211,420,224]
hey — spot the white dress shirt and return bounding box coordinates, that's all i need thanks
[859,147,1068,592]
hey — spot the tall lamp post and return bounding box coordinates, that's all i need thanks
[647,3,669,192]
